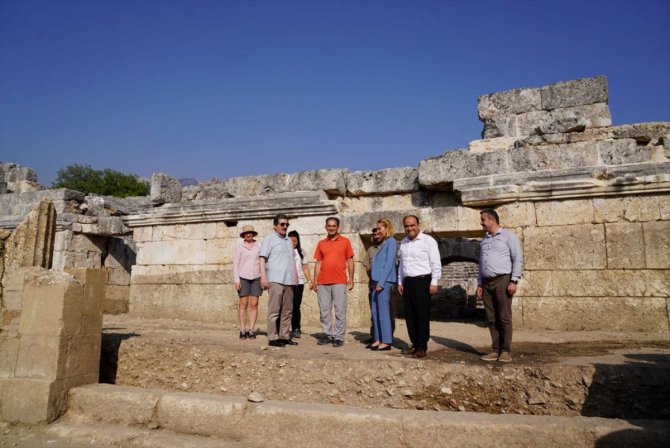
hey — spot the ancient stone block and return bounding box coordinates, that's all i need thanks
[478,86,541,119]
[523,224,606,270]
[132,226,153,243]
[104,285,130,314]
[65,268,106,336]
[131,264,230,285]
[540,76,608,110]
[129,284,235,322]
[15,334,62,379]
[205,239,236,264]
[468,137,517,153]
[157,393,247,438]
[1,378,59,423]
[643,221,670,269]
[136,240,207,265]
[19,271,83,337]
[521,296,669,331]
[551,270,670,298]
[345,167,418,196]
[65,384,162,426]
[159,222,217,240]
[150,173,182,204]
[535,199,594,226]
[88,217,130,236]
[418,149,507,189]
[482,114,519,139]
[598,138,654,165]
[489,202,534,228]
[605,222,645,269]
[509,141,598,173]
[4,199,56,270]
[515,271,552,297]
[593,196,663,223]
[0,334,19,377]
[431,207,482,235]
[106,266,130,286]
[517,104,611,135]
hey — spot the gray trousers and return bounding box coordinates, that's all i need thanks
[317,283,347,341]
[267,283,293,341]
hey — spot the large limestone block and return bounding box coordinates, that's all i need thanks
[345,282,373,328]
[15,334,62,379]
[104,285,130,314]
[431,206,482,235]
[418,149,507,189]
[158,222,217,240]
[19,271,83,337]
[605,223,645,269]
[1,378,59,423]
[65,384,162,426]
[535,199,593,226]
[156,392,247,439]
[523,224,606,270]
[598,138,654,165]
[515,271,552,297]
[150,173,182,204]
[345,167,418,196]
[495,202,537,228]
[106,266,131,286]
[521,296,669,331]
[65,268,106,336]
[552,270,670,298]
[508,141,598,173]
[4,199,56,269]
[136,240,207,265]
[593,196,663,223]
[131,264,231,285]
[0,334,19,377]
[289,215,333,236]
[340,193,418,214]
[204,238,237,264]
[539,76,608,110]
[129,283,234,322]
[643,221,670,268]
[478,86,541,119]
[132,226,153,243]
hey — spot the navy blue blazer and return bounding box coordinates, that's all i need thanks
[371,237,398,287]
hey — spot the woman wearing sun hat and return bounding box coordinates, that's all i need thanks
[233,225,262,339]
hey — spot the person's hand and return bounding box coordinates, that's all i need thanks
[261,278,269,289]
[429,285,438,295]
[507,282,518,297]
[235,282,241,291]
[375,285,383,292]
[312,282,318,292]
[348,279,354,291]
[476,286,483,299]
[397,285,404,295]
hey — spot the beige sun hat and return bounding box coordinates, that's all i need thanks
[240,225,258,237]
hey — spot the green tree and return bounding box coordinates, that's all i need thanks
[52,164,149,197]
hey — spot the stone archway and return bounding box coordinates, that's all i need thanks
[432,237,481,321]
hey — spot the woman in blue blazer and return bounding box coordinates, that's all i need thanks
[367,218,398,351]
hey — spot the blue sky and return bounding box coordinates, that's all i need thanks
[1,0,669,186]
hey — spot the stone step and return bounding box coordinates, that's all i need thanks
[61,384,669,448]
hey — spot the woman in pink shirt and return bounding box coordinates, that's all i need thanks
[233,225,262,339]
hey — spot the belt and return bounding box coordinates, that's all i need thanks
[483,274,511,283]
[404,274,431,280]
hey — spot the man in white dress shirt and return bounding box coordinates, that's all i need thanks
[397,215,441,358]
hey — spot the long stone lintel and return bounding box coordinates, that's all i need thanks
[456,162,670,206]
[123,191,338,228]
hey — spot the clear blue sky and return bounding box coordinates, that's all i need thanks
[1,0,669,186]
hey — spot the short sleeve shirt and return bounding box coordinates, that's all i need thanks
[314,234,354,285]
[259,232,297,285]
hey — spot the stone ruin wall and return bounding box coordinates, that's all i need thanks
[1,75,669,333]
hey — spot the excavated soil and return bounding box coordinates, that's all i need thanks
[100,315,670,420]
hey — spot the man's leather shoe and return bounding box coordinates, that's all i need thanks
[317,336,332,345]
[269,340,285,347]
[332,339,344,347]
[413,350,427,358]
[281,339,298,346]
[401,347,416,355]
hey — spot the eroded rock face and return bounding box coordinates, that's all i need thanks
[151,173,182,204]
[4,199,56,270]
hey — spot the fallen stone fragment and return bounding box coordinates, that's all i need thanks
[247,392,264,403]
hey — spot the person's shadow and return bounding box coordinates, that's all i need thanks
[430,335,483,356]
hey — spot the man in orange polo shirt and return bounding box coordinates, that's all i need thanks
[313,217,354,347]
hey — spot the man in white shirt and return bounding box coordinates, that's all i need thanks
[397,215,441,358]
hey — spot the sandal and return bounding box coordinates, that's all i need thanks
[248,330,256,339]
[239,331,247,340]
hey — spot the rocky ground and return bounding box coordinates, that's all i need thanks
[100,315,670,420]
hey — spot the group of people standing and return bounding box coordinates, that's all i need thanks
[232,210,523,362]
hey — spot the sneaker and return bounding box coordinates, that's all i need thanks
[332,339,344,348]
[497,352,512,363]
[292,329,301,339]
[480,352,499,362]
[317,336,332,345]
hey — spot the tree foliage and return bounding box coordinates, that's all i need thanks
[52,164,149,197]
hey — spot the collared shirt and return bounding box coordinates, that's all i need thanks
[477,227,523,286]
[293,248,308,285]
[233,241,260,282]
[398,231,441,286]
[362,244,380,272]
[259,231,297,285]
[314,234,354,285]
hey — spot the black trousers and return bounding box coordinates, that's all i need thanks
[403,276,431,351]
[291,284,305,331]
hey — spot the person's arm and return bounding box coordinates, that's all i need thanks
[312,261,321,292]
[428,237,441,295]
[302,260,312,288]
[259,257,269,289]
[397,242,404,295]
[232,244,242,291]
[347,257,354,290]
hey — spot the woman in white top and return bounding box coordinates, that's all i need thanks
[288,230,312,338]
[233,225,262,339]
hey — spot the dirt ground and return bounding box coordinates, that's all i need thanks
[100,315,670,420]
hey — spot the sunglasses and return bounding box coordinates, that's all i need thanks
[279,222,290,228]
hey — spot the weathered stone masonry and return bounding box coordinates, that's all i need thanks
[2,76,669,335]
